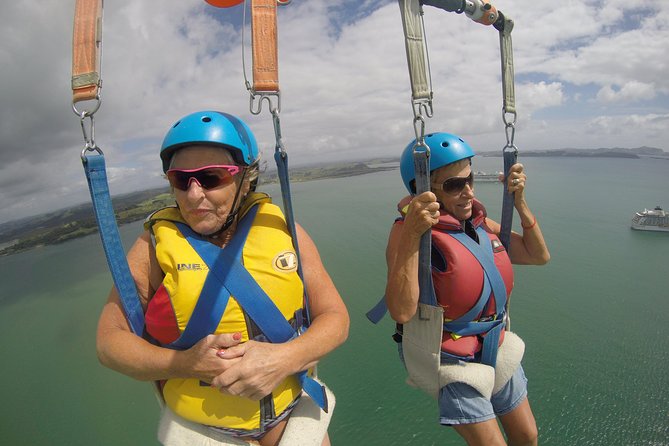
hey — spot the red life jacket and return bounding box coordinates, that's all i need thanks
[396,199,514,359]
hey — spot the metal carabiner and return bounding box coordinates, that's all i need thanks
[413,115,427,147]
[502,108,517,149]
[79,111,97,149]
[504,122,515,148]
[503,123,518,155]
[271,107,286,155]
[78,111,104,161]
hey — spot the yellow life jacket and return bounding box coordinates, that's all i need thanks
[145,192,304,431]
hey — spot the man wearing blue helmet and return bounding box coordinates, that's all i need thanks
[96,111,349,446]
[385,133,549,445]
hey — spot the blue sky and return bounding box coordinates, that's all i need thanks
[0,0,667,223]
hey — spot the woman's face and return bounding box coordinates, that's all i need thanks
[431,159,475,222]
[169,145,248,235]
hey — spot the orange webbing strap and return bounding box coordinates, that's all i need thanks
[72,0,103,104]
[251,0,279,93]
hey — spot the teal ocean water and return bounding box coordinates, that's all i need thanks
[1,156,668,445]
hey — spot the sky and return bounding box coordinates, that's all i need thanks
[1,0,667,224]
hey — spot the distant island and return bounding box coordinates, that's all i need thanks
[1,146,666,257]
[0,160,397,257]
[479,146,667,159]
[0,188,175,257]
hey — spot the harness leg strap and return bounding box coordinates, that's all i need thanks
[402,303,444,399]
[278,380,336,446]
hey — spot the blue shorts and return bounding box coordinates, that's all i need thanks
[438,364,528,426]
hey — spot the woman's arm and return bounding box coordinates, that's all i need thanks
[96,231,240,383]
[485,163,550,265]
[384,192,441,324]
[276,223,349,372]
[211,224,349,400]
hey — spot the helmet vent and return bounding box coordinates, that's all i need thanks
[441,142,450,148]
[172,121,181,128]
[202,116,212,123]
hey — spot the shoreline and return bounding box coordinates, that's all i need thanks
[0,161,397,257]
[1,147,666,257]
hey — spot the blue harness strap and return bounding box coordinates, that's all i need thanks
[446,227,508,367]
[498,149,517,252]
[367,149,438,323]
[274,150,312,327]
[167,210,253,350]
[177,205,328,411]
[82,153,145,335]
[366,295,389,324]
[413,151,439,308]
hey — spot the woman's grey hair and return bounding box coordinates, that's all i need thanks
[246,156,261,183]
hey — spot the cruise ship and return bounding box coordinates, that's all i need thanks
[475,171,503,182]
[631,206,669,232]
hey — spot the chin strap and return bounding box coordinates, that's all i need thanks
[202,168,250,239]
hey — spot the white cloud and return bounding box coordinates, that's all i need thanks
[596,81,656,103]
[588,113,669,137]
[0,0,667,223]
[519,81,565,114]
[511,0,669,91]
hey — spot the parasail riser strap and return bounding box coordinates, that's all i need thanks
[82,153,145,335]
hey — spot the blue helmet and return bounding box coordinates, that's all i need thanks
[160,111,259,172]
[399,132,475,193]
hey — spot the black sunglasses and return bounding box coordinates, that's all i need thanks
[434,172,474,195]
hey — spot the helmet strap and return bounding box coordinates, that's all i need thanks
[206,168,249,239]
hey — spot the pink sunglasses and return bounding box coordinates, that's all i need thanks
[166,164,242,191]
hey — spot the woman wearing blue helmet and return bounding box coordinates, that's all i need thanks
[96,111,349,446]
[385,133,549,445]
